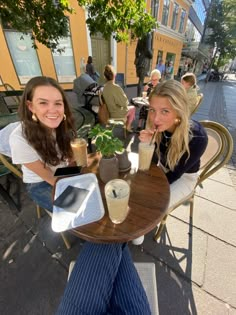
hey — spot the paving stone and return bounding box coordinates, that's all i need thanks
[173,196,236,246]
[0,235,67,315]
[155,259,230,315]
[229,307,236,315]
[196,177,236,210]
[204,237,236,308]
[143,217,208,287]
[209,166,235,186]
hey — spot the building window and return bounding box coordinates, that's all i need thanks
[151,0,159,19]
[51,28,76,83]
[162,0,170,26]
[4,31,42,84]
[179,9,186,33]
[171,3,179,30]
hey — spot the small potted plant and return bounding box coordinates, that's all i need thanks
[88,124,124,183]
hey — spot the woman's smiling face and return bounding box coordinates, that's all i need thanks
[27,85,65,129]
[148,95,178,133]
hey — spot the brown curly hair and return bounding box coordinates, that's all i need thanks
[18,76,76,166]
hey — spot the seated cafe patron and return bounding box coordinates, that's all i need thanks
[9,76,76,211]
[134,80,208,245]
[102,65,136,132]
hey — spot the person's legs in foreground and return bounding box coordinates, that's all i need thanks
[56,242,151,315]
[126,106,136,132]
[26,181,53,211]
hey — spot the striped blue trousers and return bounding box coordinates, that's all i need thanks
[56,242,151,315]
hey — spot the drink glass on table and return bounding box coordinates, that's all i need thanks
[105,179,130,224]
[142,91,147,99]
[71,138,87,166]
[138,142,155,171]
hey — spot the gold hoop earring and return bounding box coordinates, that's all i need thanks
[32,113,38,122]
[175,118,181,125]
[63,114,66,121]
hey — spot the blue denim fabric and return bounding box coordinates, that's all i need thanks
[26,181,53,212]
[56,243,151,315]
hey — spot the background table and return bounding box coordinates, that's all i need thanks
[71,152,170,243]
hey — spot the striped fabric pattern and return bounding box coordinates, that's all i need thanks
[56,242,151,315]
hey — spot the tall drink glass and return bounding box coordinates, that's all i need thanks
[105,179,130,224]
[138,142,155,171]
[71,138,87,166]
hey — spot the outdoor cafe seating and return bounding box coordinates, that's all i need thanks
[154,120,233,241]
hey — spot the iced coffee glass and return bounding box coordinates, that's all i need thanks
[138,142,155,171]
[105,179,130,224]
[71,138,87,166]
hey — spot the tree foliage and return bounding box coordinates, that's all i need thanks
[0,0,156,51]
[206,0,236,65]
[77,0,156,42]
[0,0,73,52]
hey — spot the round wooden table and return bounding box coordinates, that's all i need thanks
[71,152,170,243]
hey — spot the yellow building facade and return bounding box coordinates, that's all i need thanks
[0,0,191,91]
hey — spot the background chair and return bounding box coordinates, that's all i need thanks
[115,73,125,89]
[3,83,21,112]
[154,120,233,241]
[191,93,203,115]
[0,162,21,213]
[0,152,71,249]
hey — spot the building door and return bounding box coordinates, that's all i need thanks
[91,34,111,85]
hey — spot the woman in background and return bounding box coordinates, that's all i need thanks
[86,56,97,81]
[102,65,135,132]
[181,72,199,114]
[137,69,161,131]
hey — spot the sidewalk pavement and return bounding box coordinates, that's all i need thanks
[1,76,236,315]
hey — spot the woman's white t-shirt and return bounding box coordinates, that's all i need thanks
[9,124,68,183]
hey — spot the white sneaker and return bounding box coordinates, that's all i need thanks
[132,235,144,245]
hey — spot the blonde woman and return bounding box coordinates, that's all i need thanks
[133,80,208,245]
[181,72,199,114]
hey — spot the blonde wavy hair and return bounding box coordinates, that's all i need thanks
[148,80,191,171]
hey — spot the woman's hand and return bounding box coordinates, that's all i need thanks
[139,129,155,143]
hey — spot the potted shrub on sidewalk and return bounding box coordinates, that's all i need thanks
[88,124,124,183]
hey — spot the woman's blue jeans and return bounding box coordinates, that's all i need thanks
[26,181,53,212]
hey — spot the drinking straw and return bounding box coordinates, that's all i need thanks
[112,189,117,198]
[149,128,158,146]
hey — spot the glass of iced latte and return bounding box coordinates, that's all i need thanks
[105,179,130,224]
[138,142,155,171]
[71,138,87,166]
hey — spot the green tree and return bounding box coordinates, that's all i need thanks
[0,0,156,51]
[206,0,236,67]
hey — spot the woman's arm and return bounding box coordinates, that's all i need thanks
[23,160,56,186]
[165,133,208,184]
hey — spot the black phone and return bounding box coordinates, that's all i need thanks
[54,166,82,177]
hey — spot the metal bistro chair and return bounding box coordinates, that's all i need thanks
[191,93,203,115]
[0,152,71,249]
[154,120,234,241]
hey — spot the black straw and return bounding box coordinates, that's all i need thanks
[112,189,117,198]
